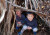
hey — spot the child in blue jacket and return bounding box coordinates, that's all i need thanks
[16,9,25,29]
[18,12,38,35]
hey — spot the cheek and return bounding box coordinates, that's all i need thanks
[33,16,34,18]
[16,12,17,14]
[16,12,21,15]
[18,12,21,14]
[28,17,32,19]
[30,17,34,19]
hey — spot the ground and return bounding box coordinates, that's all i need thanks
[12,27,50,35]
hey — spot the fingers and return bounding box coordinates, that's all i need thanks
[27,27,32,29]
[17,22,21,24]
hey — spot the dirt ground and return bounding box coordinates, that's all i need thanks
[12,27,50,35]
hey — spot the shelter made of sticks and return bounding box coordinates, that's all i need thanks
[0,0,50,35]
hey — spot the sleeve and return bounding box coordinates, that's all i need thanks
[21,18,27,25]
[34,20,37,27]
[16,18,20,22]
[20,15,26,24]
[24,19,27,25]
[16,15,20,23]
[32,19,38,28]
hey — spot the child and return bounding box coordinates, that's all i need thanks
[16,9,25,29]
[18,12,38,35]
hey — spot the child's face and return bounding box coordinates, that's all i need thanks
[16,10,21,16]
[27,14,34,21]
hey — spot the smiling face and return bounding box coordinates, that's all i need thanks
[27,14,34,21]
[16,10,21,16]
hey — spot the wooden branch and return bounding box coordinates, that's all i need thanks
[5,0,8,9]
[0,9,6,23]
[5,1,48,18]
[10,10,15,35]
[7,0,12,35]
[25,0,28,9]
[0,2,6,23]
[6,1,37,12]
[6,1,47,18]
[29,0,32,10]
[6,1,49,24]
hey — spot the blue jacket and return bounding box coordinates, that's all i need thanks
[25,18,37,28]
[16,14,25,24]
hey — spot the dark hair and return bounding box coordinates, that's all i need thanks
[26,12,35,16]
[14,7,22,12]
[15,8,22,14]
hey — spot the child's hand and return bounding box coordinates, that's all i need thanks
[17,22,21,24]
[27,26,32,30]
[17,22,22,27]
